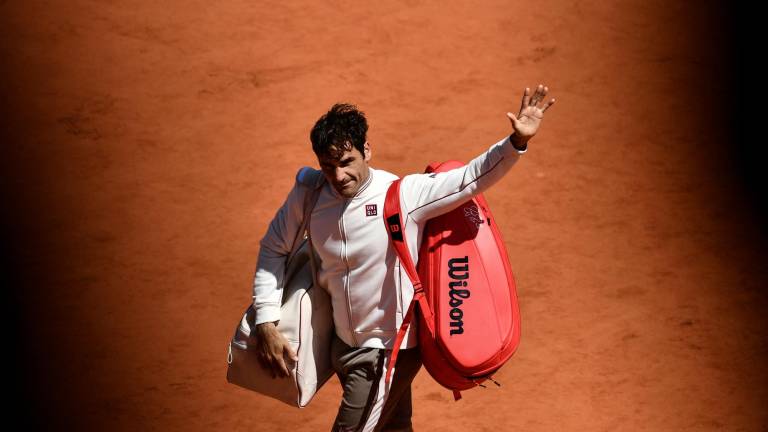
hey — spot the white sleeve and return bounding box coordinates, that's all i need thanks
[251,175,307,325]
[399,135,526,223]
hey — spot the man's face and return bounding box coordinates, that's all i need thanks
[317,142,371,198]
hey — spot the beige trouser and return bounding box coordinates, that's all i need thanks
[330,333,422,432]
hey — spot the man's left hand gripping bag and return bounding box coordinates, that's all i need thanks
[226,167,334,408]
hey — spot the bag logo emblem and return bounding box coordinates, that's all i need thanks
[463,204,484,227]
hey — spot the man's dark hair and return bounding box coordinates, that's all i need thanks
[310,103,368,159]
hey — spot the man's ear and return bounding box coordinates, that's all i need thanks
[363,141,372,162]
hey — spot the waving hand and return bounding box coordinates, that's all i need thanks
[506,84,555,145]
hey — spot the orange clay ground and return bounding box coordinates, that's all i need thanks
[3,1,766,431]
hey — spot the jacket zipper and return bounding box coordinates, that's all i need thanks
[339,199,358,346]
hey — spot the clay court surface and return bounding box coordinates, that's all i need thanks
[3,1,766,431]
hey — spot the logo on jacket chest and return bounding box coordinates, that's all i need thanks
[365,204,378,217]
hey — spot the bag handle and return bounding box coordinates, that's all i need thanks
[382,179,435,385]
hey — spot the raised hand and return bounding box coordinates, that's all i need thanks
[506,84,555,144]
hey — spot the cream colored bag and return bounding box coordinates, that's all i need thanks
[227,171,333,407]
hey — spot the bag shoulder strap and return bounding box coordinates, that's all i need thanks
[283,169,324,293]
[383,179,421,288]
[287,167,325,260]
[383,179,435,385]
[296,166,325,189]
[301,170,324,290]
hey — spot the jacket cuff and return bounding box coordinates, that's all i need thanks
[252,304,281,325]
[498,135,528,157]
[508,134,528,154]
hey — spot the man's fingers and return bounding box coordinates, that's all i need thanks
[263,353,279,378]
[262,344,293,378]
[531,84,545,106]
[519,84,554,115]
[519,87,531,115]
[506,112,521,132]
[541,98,556,112]
[284,345,299,362]
[260,352,278,378]
[539,86,549,107]
[529,84,541,106]
[275,355,291,377]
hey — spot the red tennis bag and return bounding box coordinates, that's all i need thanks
[383,160,522,400]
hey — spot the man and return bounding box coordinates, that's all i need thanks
[251,85,555,431]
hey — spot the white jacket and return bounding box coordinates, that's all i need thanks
[252,135,527,349]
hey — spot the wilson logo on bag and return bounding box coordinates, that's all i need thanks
[383,160,522,401]
[446,256,470,336]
